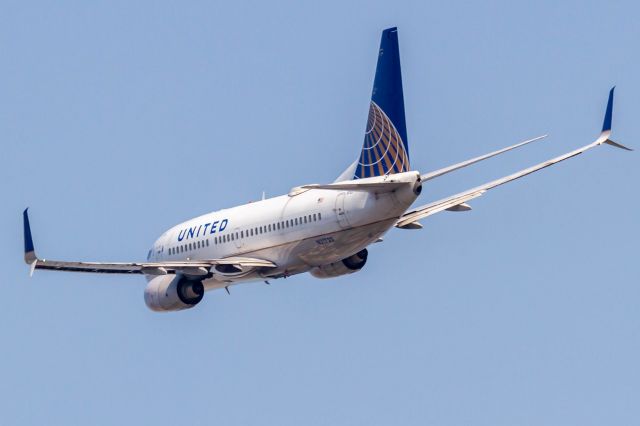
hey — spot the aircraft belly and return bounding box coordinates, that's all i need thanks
[201,218,397,291]
[295,219,396,266]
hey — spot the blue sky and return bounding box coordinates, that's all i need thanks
[1,1,638,425]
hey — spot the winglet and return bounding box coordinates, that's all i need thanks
[597,87,632,151]
[602,86,615,133]
[23,208,38,268]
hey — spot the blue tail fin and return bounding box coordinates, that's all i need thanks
[354,27,410,179]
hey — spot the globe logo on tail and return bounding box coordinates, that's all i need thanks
[354,101,410,179]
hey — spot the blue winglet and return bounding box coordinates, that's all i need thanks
[23,208,37,263]
[602,86,615,132]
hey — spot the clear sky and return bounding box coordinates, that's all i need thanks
[1,1,638,425]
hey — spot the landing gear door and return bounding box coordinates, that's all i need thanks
[335,192,351,229]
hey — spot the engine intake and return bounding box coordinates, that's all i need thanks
[310,249,368,279]
[144,275,205,312]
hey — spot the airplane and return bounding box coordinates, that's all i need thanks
[23,27,631,312]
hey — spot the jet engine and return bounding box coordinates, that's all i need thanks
[144,274,205,312]
[309,249,368,279]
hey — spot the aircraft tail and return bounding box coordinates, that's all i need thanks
[354,27,410,179]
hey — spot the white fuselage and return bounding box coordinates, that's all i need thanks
[148,171,421,290]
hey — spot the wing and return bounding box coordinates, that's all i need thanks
[22,210,276,276]
[397,87,631,228]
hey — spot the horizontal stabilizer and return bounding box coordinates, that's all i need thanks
[421,135,547,182]
[301,181,411,192]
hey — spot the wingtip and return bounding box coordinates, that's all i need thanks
[597,87,632,151]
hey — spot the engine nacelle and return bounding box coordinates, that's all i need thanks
[144,275,205,312]
[310,249,368,279]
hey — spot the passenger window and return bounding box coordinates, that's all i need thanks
[206,240,209,247]
[318,213,322,220]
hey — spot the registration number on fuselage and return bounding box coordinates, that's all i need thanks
[316,236,335,245]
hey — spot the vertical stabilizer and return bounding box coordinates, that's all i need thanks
[354,27,410,179]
